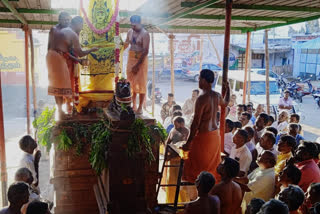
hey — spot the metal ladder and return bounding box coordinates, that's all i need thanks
[156,144,194,213]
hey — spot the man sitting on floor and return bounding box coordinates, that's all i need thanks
[184,171,220,214]
[210,157,242,214]
[294,141,320,192]
[224,119,235,155]
[0,182,29,214]
[275,135,296,176]
[278,185,305,214]
[230,129,252,177]
[238,151,276,207]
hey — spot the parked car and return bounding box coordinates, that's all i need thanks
[159,69,184,80]
[251,68,278,79]
[182,63,222,82]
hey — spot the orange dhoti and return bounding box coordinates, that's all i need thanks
[183,130,221,182]
[46,50,72,98]
[126,51,148,94]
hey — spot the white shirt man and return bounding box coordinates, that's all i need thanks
[278,90,293,110]
[256,143,279,157]
[224,131,234,155]
[230,144,252,175]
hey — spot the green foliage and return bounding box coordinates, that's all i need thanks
[57,129,73,151]
[89,120,112,175]
[127,119,162,163]
[149,122,168,144]
[33,107,56,152]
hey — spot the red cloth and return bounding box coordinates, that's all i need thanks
[296,159,320,192]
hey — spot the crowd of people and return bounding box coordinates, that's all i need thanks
[0,136,51,214]
[160,70,320,214]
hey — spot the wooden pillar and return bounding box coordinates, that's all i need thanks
[169,34,175,94]
[151,32,155,117]
[265,30,270,114]
[24,27,31,134]
[220,0,233,151]
[29,29,37,122]
[243,31,251,104]
[248,48,252,102]
[199,37,204,71]
[0,71,7,206]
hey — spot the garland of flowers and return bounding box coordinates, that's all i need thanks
[80,0,120,35]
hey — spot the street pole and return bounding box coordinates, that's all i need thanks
[220,0,233,152]
[151,32,155,117]
[169,34,175,95]
[243,31,251,104]
[24,26,31,134]
[265,29,270,114]
[0,69,7,206]
[29,29,37,127]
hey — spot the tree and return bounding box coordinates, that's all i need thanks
[305,20,320,34]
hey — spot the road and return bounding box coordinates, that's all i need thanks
[153,79,320,141]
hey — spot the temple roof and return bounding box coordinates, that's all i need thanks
[0,0,319,34]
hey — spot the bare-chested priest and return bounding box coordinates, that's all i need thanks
[182,69,230,184]
[47,15,98,118]
[124,15,150,114]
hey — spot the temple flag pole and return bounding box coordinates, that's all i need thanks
[29,29,37,126]
[243,31,251,104]
[220,0,233,152]
[24,26,31,134]
[199,36,204,71]
[169,34,175,94]
[151,32,155,117]
[265,29,270,114]
[0,68,7,206]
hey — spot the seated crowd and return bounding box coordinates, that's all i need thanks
[161,94,320,214]
[0,136,51,214]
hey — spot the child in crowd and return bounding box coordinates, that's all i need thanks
[230,129,252,176]
[244,126,258,173]
[256,131,278,157]
[246,104,256,124]
[290,113,300,124]
[276,164,301,196]
[0,182,30,214]
[275,135,296,176]
[278,185,305,214]
[233,121,242,133]
[210,157,242,214]
[288,123,305,147]
[19,135,41,188]
[245,198,265,214]
[267,115,275,127]
[265,126,278,138]
[239,151,276,208]
[224,119,235,155]
[184,171,220,214]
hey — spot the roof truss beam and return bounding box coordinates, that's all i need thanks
[0,7,77,15]
[1,0,27,24]
[0,19,248,32]
[119,11,295,22]
[181,2,320,13]
[158,0,219,25]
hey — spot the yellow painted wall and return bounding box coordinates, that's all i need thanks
[0,31,25,73]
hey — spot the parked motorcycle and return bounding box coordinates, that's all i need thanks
[277,73,287,93]
[313,92,320,108]
[286,80,303,103]
[147,81,162,104]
